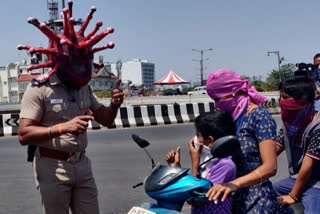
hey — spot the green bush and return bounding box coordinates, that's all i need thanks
[94,90,112,98]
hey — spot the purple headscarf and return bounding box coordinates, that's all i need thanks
[206,69,267,119]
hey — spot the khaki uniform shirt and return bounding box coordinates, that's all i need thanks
[20,74,103,152]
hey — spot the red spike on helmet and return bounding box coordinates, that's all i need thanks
[18,1,115,89]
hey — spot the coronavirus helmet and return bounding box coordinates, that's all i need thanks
[18,0,114,89]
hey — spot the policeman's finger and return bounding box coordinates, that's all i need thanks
[78,115,94,121]
[112,91,124,99]
[114,79,122,89]
[77,120,89,129]
[113,87,123,93]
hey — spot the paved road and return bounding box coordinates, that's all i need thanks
[0,116,288,214]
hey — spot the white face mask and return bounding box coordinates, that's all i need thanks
[194,135,211,155]
[193,136,217,178]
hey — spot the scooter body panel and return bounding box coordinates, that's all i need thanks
[144,165,211,211]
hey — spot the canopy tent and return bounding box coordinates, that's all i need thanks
[153,70,190,85]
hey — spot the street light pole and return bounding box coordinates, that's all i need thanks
[192,48,213,86]
[267,51,284,82]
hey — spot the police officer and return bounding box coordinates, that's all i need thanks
[18,68,123,214]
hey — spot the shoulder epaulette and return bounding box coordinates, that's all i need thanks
[31,73,50,86]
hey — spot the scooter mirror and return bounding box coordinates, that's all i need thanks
[131,134,155,168]
[210,135,241,159]
[131,134,150,148]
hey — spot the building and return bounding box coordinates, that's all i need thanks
[90,63,118,91]
[109,59,155,92]
[0,62,29,103]
[0,56,118,103]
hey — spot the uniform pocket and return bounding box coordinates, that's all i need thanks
[49,104,63,112]
[46,103,63,119]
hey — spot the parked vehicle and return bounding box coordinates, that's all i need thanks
[128,135,241,214]
[187,86,207,95]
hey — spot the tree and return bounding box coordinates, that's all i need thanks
[265,63,295,90]
[241,75,268,91]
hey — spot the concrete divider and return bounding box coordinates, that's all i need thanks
[0,101,280,137]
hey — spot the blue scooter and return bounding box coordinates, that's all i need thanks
[128,134,241,214]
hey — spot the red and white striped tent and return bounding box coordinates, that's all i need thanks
[153,70,190,85]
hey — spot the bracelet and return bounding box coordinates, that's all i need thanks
[58,123,63,135]
[254,170,263,184]
[48,126,52,139]
[289,192,299,202]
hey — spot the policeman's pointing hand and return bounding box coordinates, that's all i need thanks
[62,115,93,135]
[110,79,124,109]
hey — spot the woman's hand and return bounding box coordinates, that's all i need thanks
[166,146,181,167]
[206,182,240,202]
[277,195,296,207]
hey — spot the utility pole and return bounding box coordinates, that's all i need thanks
[267,51,284,82]
[192,48,213,86]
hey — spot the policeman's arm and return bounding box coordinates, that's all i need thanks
[19,118,48,145]
[19,116,93,145]
[93,79,124,128]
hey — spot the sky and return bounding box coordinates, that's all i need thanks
[0,0,320,84]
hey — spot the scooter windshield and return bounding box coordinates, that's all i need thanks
[144,164,189,192]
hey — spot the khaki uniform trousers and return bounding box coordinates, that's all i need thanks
[34,155,99,214]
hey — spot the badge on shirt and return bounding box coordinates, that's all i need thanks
[50,99,63,104]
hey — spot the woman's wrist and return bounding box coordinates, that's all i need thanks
[288,192,299,202]
[231,179,241,189]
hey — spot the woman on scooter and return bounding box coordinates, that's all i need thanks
[205,69,287,213]
[273,77,320,214]
[166,111,237,214]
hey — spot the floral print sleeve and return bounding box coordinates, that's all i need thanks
[306,129,320,160]
[276,128,285,147]
[252,107,277,143]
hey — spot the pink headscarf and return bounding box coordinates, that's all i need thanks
[206,69,267,119]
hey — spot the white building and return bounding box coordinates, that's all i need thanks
[109,59,155,92]
[0,62,29,103]
[0,56,118,103]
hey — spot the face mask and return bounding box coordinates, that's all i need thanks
[280,99,311,123]
[215,95,249,120]
[193,135,211,155]
[280,98,313,147]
